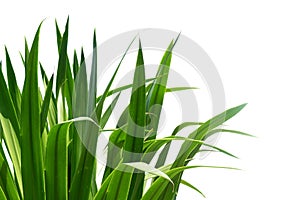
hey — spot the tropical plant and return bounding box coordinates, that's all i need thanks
[0,18,251,200]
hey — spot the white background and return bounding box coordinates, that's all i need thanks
[1,0,300,199]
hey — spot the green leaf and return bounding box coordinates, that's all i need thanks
[0,186,7,200]
[24,38,29,67]
[64,58,74,116]
[205,128,255,139]
[40,63,49,85]
[96,35,137,122]
[55,19,62,51]
[165,86,198,93]
[180,179,205,198]
[69,144,97,200]
[107,39,146,200]
[142,165,238,200]
[124,39,146,160]
[0,61,20,140]
[101,129,125,182]
[107,165,133,200]
[56,17,69,97]
[5,47,21,119]
[155,122,203,167]
[94,171,113,200]
[69,32,99,200]
[99,92,121,129]
[96,77,156,102]
[20,23,45,200]
[160,103,247,200]
[45,123,70,200]
[123,162,173,185]
[145,136,238,159]
[70,48,88,180]
[174,103,247,167]
[73,50,79,78]
[0,152,20,200]
[0,114,22,197]
[145,35,180,140]
[40,75,54,134]
[88,30,98,115]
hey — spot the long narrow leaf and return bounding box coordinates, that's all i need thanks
[160,103,247,200]
[180,179,205,198]
[0,152,20,200]
[107,39,146,200]
[0,114,22,196]
[5,47,21,118]
[20,23,45,200]
[45,123,70,200]
[0,62,20,140]
[56,17,69,97]
[40,75,54,133]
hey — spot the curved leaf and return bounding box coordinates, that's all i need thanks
[45,123,70,200]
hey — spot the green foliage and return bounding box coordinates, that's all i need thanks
[0,19,249,200]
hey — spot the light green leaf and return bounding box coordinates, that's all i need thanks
[0,61,20,140]
[0,114,22,197]
[123,162,173,185]
[0,152,20,200]
[180,179,205,198]
[45,123,70,200]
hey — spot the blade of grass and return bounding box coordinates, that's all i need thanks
[56,17,69,97]
[145,34,180,141]
[180,179,205,198]
[5,47,21,119]
[0,114,22,197]
[123,162,173,184]
[99,93,121,129]
[101,129,126,182]
[69,32,98,200]
[94,171,113,200]
[100,36,140,181]
[88,30,98,114]
[45,123,70,200]
[70,48,88,180]
[0,152,20,200]
[165,86,198,93]
[107,39,146,200]
[96,35,137,122]
[55,19,62,51]
[205,128,255,139]
[20,23,45,200]
[40,75,54,134]
[96,77,156,102]
[0,62,20,140]
[73,50,79,78]
[142,165,238,200]
[24,38,29,68]
[0,186,7,200]
[160,104,247,200]
[155,122,203,167]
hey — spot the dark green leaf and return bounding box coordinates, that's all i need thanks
[40,75,54,133]
[56,17,69,97]
[5,47,21,118]
[0,61,20,140]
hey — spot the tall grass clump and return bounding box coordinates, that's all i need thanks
[0,18,251,200]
